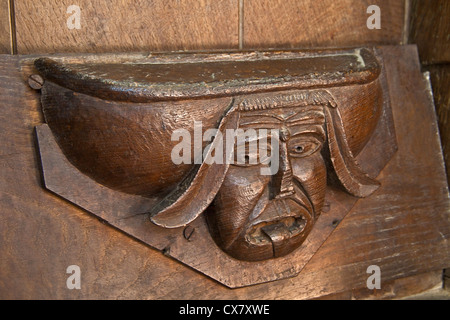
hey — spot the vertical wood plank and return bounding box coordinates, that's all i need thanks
[14,0,239,54]
[243,0,405,49]
[409,0,450,185]
[409,0,450,64]
[426,65,450,183]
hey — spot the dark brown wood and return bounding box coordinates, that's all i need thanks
[14,0,238,54]
[425,65,450,184]
[0,0,11,54]
[33,49,380,102]
[10,0,408,55]
[33,126,361,286]
[409,0,450,65]
[0,45,449,298]
[408,1,450,214]
[316,270,444,300]
[31,49,392,273]
[243,0,406,49]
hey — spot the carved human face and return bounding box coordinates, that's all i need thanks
[206,106,327,261]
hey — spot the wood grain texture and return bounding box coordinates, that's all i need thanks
[0,0,10,53]
[243,0,406,49]
[317,270,443,300]
[14,0,238,54]
[0,45,449,299]
[408,0,450,215]
[30,48,394,287]
[409,0,450,64]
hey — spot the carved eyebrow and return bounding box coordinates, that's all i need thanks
[290,124,326,142]
[239,113,285,125]
[240,106,325,125]
[285,110,325,125]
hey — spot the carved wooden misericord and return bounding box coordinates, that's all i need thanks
[31,48,397,287]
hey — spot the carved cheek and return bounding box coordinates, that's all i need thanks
[290,153,327,216]
[209,166,270,249]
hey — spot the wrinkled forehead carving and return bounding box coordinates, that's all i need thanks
[239,105,325,126]
[236,90,334,137]
[236,90,337,112]
[238,106,326,142]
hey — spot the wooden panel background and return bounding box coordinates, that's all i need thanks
[14,0,239,53]
[409,0,449,64]
[426,65,450,184]
[10,0,407,54]
[0,0,11,53]
[1,0,449,299]
[409,0,450,187]
[243,0,406,49]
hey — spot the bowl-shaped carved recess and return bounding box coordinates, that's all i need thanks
[35,48,382,198]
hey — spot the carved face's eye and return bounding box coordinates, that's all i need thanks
[288,136,323,158]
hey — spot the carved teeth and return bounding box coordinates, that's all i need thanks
[261,222,290,243]
[246,216,307,245]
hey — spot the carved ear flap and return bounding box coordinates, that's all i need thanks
[149,101,239,228]
[324,104,380,198]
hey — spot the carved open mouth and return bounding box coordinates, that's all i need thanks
[246,215,308,245]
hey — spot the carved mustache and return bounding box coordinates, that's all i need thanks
[249,178,315,225]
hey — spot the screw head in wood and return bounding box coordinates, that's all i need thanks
[28,74,44,90]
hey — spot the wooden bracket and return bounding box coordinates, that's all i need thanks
[32,48,397,287]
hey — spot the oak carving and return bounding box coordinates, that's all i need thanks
[31,48,392,265]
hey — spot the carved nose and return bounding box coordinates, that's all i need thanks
[271,141,294,199]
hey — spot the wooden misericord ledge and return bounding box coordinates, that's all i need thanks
[0,45,449,298]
